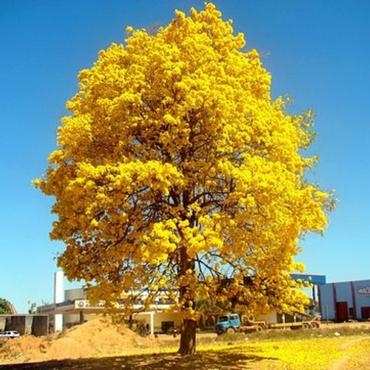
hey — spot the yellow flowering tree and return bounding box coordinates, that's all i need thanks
[35,3,332,355]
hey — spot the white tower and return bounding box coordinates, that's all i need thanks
[54,271,64,332]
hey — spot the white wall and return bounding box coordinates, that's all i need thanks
[54,271,64,332]
[256,312,278,324]
[65,288,86,301]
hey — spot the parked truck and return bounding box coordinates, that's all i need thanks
[215,313,319,334]
[215,314,267,334]
[215,313,241,334]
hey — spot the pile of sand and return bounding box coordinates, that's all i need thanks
[0,317,159,364]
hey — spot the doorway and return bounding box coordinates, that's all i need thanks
[335,302,348,322]
[361,306,370,320]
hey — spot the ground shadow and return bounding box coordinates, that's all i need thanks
[0,347,278,369]
[0,347,277,370]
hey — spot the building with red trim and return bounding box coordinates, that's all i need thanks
[318,279,370,322]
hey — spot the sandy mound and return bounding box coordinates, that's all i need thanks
[0,317,159,364]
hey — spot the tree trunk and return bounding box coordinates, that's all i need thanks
[177,195,197,356]
[178,318,197,356]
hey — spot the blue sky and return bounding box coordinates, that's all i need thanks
[1,0,369,313]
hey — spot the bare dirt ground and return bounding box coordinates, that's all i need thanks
[0,317,221,369]
[0,317,165,365]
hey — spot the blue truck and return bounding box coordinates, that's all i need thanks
[215,313,242,334]
[215,313,266,334]
[215,313,319,334]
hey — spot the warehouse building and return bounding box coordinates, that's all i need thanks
[318,279,370,322]
[39,272,329,332]
[37,272,181,334]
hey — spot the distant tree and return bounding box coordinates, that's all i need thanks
[0,299,12,314]
[35,3,333,355]
[28,302,37,314]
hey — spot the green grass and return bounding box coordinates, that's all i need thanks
[213,324,370,343]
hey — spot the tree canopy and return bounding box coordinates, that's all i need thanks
[35,3,332,354]
[0,298,12,314]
